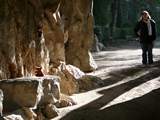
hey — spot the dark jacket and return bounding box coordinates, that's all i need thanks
[134,19,156,44]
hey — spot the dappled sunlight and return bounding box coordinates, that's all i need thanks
[100,76,160,110]
[90,48,160,78]
[54,45,160,120]
[54,68,152,119]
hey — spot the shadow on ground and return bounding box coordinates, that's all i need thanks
[60,61,160,120]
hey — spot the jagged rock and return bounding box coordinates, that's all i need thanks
[54,63,85,95]
[78,75,103,92]
[39,75,60,105]
[65,65,85,79]
[34,109,45,120]
[61,0,97,72]
[0,0,96,79]
[0,76,60,114]
[42,104,59,119]
[55,94,77,108]
[43,8,65,69]
[57,70,78,95]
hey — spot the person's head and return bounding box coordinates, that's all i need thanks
[141,10,151,21]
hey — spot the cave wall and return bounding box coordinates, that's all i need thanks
[60,0,97,72]
[0,0,96,79]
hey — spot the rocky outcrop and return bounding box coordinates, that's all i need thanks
[78,75,103,92]
[60,0,97,72]
[0,76,60,119]
[51,63,85,95]
[0,0,96,79]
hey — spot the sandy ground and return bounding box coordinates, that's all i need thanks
[54,41,160,120]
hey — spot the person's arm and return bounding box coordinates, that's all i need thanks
[152,20,156,40]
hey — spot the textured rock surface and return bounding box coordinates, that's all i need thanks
[0,0,96,79]
[78,75,103,91]
[55,94,77,108]
[0,78,42,113]
[54,63,85,95]
[61,0,97,72]
[42,104,59,119]
[0,76,60,114]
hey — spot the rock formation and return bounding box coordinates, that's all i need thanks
[0,76,60,119]
[60,0,97,72]
[0,0,96,79]
[0,0,99,119]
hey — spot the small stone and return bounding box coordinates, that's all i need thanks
[42,104,59,119]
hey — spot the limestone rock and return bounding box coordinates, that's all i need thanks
[0,0,96,79]
[57,70,78,95]
[78,75,103,91]
[0,76,60,114]
[55,94,77,108]
[34,109,45,120]
[39,75,60,105]
[42,104,59,119]
[65,65,85,79]
[55,63,86,95]
[0,78,42,113]
[61,0,97,72]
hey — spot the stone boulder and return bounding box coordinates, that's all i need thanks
[55,94,77,108]
[78,75,104,92]
[0,76,60,114]
[51,63,85,95]
[42,104,59,119]
[0,78,42,113]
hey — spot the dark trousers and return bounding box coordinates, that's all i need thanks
[141,43,153,64]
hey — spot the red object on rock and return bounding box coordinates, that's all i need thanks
[35,66,44,77]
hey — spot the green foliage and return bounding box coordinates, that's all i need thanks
[93,0,160,45]
[156,0,160,4]
[93,0,112,26]
[114,28,133,39]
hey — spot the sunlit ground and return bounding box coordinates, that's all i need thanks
[54,43,160,120]
[90,48,160,78]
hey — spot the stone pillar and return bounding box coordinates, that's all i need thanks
[61,0,97,72]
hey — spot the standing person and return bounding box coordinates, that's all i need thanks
[135,10,156,65]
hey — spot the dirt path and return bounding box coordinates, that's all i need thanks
[54,46,160,120]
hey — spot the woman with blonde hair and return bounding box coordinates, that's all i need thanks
[135,10,156,65]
